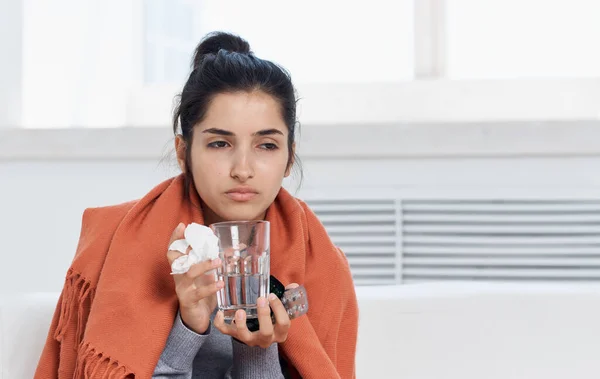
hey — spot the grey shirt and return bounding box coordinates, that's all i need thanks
[152,312,286,379]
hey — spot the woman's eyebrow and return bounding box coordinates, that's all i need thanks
[202,128,234,136]
[201,128,284,137]
[253,128,284,136]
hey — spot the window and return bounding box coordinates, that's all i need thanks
[141,0,415,85]
[144,0,199,84]
[191,0,414,84]
[17,0,413,128]
[446,0,600,79]
[22,0,144,128]
[9,0,600,129]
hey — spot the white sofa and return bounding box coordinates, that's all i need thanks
[2,283,600,378]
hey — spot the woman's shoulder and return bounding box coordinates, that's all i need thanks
[71,199,139,260]
[80,199,139,229]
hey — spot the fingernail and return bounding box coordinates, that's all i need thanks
[236,311,244,320]
[213,258,222,266]
[269,293,277,301]
[177,223,185,232]
[257,297,266,308]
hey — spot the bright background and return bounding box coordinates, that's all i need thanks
[2,0,600,293]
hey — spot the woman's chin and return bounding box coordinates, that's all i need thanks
[216,207,266,223]
[201,196,269,224]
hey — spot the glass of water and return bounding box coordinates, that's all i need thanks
[210,220,270,321]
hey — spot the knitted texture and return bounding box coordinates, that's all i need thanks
[34,174,358,379]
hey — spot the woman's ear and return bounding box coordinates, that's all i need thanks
[175,135,187,173]
[284,142,296,178]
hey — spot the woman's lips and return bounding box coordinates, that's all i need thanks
[225,188,258,202]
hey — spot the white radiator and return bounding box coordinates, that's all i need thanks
[306,199,600,285]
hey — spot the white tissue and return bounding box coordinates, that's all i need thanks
[170,251,200,275]
[169,223,220,274]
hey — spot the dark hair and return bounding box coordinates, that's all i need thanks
[173,31,302,199]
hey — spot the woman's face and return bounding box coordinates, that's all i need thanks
[177,90,293,225]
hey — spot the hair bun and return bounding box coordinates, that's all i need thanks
[192,31,251,69]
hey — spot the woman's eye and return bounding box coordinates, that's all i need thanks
[259,143,278,150]
[208,141,230,149]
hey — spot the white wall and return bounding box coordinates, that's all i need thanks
[21,0,141,128]
[0,0,22,127]
[0,160,175,293]
[3,122,600,294]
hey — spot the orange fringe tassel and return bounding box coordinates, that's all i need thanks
[74,343,133,378]
[54,270,134,378]
[54,269,92,345]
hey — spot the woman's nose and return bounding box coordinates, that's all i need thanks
[230,149,255,181]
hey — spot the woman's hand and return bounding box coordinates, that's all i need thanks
[214,284,299,348]
[167,223,224,335]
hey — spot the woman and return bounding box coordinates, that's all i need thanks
[34,31,358,379]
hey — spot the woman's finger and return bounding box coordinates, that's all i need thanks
[175,259,222,303]
[166,249,185,266]
[269,293,290,341]
[256,297,274,344]
[233,310,254,343]
[221,243,248,256]
[177,258,220,286]
[169,223,185,244]
[214,311,237,336]
[189,258,221,281]
[193,270,218,290]
[166,223,186,263]
[181,280,223,305]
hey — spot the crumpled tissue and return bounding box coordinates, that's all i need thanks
[169,223,220,274]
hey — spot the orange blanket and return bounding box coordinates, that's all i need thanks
[34,175,358,379]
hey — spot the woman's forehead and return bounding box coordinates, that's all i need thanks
[198,91,288,135]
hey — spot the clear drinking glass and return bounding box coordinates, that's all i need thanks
[210,220,270,320]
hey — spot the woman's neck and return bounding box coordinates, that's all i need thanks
[200,201,223,226]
